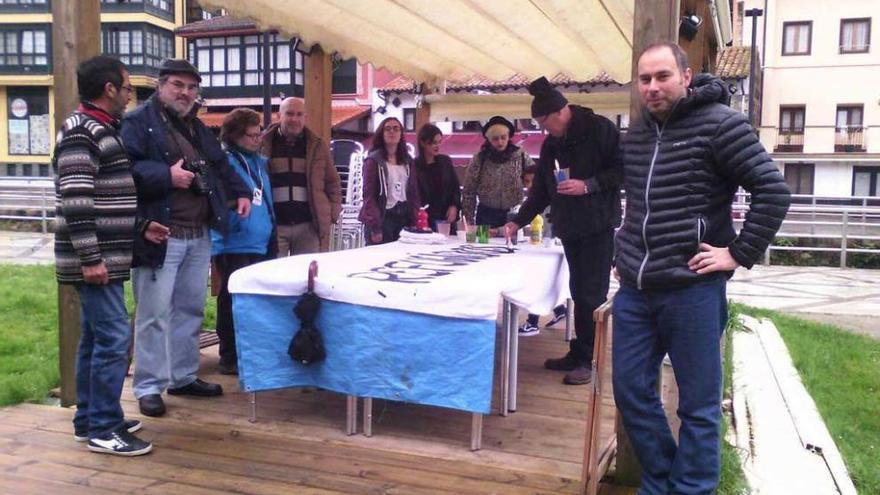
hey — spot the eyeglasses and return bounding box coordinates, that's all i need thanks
[384,125,402,133]
[121,84,134,93]
[244,132,263,139]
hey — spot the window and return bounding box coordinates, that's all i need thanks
[7,87,50,156]
[0,26,50,73]
[836,105,864,151]
[853,167,879,197]
[332,58,358,94]
[777,105,805,151]
[4,164,16,177]
[188,34,304,97]
[518,118,540,132]
[840,18,871,53]
[403,108,416,132]
[0,0,48,11]
[782,21,812,55]
[452,121,481,133]
[784,163,814,195]
[102,24,172,74]
[101,0,173,20]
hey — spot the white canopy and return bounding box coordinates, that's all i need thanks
[198,0,635,85]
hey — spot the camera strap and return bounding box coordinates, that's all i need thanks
[230,150,264,206]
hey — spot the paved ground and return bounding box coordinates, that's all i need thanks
[3,229,877,338]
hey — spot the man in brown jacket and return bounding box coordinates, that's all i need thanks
[261,97,342,254]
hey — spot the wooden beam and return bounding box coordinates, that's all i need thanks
[304,45,332,144]
[618,0,681,486]
[52,0,102,408]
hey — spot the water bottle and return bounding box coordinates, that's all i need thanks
[529,215,543,245]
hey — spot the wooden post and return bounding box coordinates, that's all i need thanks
[414,83,432,134]
[52,0,102,408]
[618,0,682,486]
[304,44,332,144]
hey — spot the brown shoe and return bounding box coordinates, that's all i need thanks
[563,364,592,385]
[544,352,580,371]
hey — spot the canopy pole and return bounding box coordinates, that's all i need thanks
[304,44,332,144]
[414,83,432,134]
[616,0,682,487]
[52,0,102,408]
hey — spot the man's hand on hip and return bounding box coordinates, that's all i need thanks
[82,262,109,285]
[688,243,741,274]
[170,159,194,189]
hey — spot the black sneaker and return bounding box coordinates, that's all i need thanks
[518,321,540,337]
[546,307,567,327]
[75,419,143,442]
[87,427,152,456]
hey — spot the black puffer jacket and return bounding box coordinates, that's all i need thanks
[616,74,791,290]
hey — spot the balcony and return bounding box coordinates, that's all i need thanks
[775,128,804,152]
[760,126,876,154]
[834,126,866,152]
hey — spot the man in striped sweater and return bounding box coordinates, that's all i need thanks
[54,55,169,457]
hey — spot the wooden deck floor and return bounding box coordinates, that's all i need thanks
[0,326,630,494]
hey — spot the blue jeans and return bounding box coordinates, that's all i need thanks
[73,281,132,439]
[132,235,211,398]
[612,275,728,495]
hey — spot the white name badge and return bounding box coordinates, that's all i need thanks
[252,187,263,206]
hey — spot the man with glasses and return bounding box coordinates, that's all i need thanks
[120,59,251,418]
[505,77,623,385]
[55,55,169,455]
[260,97,342,255]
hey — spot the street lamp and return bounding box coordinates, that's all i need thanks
[744,8,764,128]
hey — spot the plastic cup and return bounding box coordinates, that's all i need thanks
[477,225,490,244]
[465,225,477,243]
[436,221,451,236]
[555,167,570,183]
[456,230,467,242]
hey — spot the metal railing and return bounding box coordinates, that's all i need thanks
[834,126,865,151]
[732,192,880,267]
[0,178,54,233]
[760,125,873,153]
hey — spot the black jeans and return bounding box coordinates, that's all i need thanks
[214,253,268,365]
[367,202,410,245]
[561,229,614,364]
[475,204,509,228]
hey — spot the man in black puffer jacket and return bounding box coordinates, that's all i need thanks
[506,77,622,385]
[613,42,790,495]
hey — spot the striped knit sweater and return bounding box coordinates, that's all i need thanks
[54,110,137,284]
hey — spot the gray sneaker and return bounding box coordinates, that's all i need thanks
[88,427,152,456]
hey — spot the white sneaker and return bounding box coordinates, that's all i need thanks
[87,428,152,456]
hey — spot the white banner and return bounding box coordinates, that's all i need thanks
[229,240,570,320]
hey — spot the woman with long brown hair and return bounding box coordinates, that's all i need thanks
[358,116,421,244]
[414,123,460,232]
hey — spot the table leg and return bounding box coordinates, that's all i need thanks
[248,392,257,423]
[470,413,483,451]
[565,298,574,342]
[346,395,358,435]
[363,397,373,437]
[508,304,520,413]
[500,299,511,417]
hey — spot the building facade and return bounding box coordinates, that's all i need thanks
[746,0,880,198]
[0,0,185,178]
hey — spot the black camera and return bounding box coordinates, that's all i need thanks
[182,158,211,196]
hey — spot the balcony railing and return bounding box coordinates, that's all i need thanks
[759,125,874,154]
[834,126,866,152]
[775,128,804,152]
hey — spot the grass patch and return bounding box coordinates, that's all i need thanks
[0,264,217,407]
[734,303,880,495]
[719,302,749,495]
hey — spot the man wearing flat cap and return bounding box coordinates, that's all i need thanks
[506,77,622,385]
[121,59,252,417]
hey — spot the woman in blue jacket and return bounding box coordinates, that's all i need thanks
[211,108,275,375]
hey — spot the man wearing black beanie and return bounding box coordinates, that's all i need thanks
[505,76,622,385]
